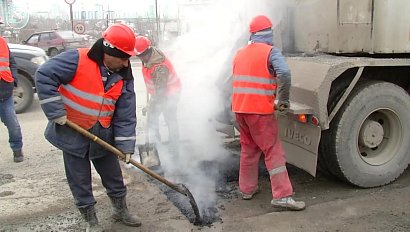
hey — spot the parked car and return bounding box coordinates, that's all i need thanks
[22,30,88,57]
[9,43,48,113]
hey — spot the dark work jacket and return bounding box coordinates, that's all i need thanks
[35,48,137,159]
[0,51,18,101]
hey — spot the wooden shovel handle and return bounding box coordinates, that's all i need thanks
[65,120,185,195]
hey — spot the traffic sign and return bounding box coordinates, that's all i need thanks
[74,22,85,34]
[6,1,29,29]
[65,0,76,4]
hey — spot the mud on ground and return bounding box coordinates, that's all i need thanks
[1,100,410,232]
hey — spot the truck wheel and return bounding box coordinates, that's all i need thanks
[319,78,351,177]
[13,74,34,114]
[327,81,410,187]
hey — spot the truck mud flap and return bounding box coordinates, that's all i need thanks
[277,113,321,176]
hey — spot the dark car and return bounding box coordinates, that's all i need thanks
[9,43,48,113]
[22,30,88,57]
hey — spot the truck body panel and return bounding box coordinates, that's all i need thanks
[278,113,321,176]
[373,0,410,53]
[288,0,410,54]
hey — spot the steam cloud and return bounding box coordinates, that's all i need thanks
[146,0,286,216]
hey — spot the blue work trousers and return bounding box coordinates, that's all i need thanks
[63,151,127,208]
[0,96,23,151]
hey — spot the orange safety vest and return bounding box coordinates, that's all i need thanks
[142,58,181,96]
[59,48,124,129]
[0,37,13,83]
[232,43,277,114]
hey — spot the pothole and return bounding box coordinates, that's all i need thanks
[0,191,15,197]
[139,139,270,227]
[0,173,15,186]
[147,152,267,227]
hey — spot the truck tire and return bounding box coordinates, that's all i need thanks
[319,78,351,177]
[326,81,410,187]
[13,74,34,114]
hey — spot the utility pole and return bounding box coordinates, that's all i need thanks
[106,5,110,29]
[64,0,76,32]
[106,5,114,29]
[155,0,160,44]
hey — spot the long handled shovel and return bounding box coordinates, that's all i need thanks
[65,120,202,225]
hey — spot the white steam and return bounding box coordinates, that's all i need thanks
[156,0,287,214]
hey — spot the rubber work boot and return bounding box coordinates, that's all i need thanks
[271,196,306,211]
[13,150,24,163]
[109,196,142,227]
[78,205,103,232]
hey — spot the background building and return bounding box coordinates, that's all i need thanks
[0,0,213,44]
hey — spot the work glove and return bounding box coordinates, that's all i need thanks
[124,153,132,164]
[53,115,67,125]
[278,103,289,112]
[275,102,290,117]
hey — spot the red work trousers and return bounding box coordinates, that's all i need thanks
[235,113,293,199]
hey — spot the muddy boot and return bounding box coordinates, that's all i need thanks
[271,196,306,211]
[13,150,24,163]
[78,205,103,232]
[109,196,142,227]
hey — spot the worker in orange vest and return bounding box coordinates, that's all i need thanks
[0,20,24,163]
[231,15,305,211]
[134,36,182,166]
[35,24,141,230]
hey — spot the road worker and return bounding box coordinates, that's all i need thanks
[35,23,141,230]
[134,35,182,166]
[231,15,305,211]
[0,19,24,163]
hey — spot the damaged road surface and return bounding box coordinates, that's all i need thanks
[2,87,410,231]
[2,114,410,232]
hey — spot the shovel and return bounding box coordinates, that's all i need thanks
[139,93,161,170]
[65,120,202,225]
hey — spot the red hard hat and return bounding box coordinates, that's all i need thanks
[135,36,151,55]
[249,15,272,33]
[102,23,137,56]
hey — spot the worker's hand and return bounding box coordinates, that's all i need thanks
[278,103,289,112]
[275,103,290,117]
[124,153,132,164]
[53,115,67,125]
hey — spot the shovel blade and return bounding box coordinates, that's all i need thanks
[138,144,161,168]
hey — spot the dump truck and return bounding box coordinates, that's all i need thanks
[217,0,410,188]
